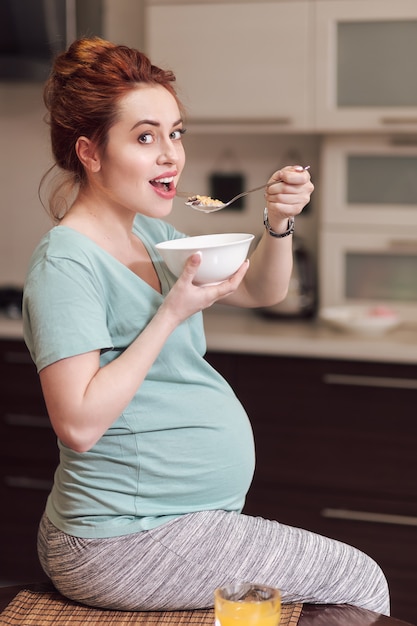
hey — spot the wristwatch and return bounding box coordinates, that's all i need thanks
[263,207,295,238]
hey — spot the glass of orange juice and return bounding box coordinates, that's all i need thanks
[214,582,281,626]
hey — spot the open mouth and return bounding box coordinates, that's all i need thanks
[150,176,174,192]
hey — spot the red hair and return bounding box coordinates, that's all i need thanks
[41,37,182,221]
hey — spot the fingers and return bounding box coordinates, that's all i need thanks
[179,253,249,297]
[268,165,312,188]
[179,252,248,293]
[180,251,202,282]
[265,165,313,216]
[162,254,249,322]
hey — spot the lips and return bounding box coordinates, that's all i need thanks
[150,175,177,200]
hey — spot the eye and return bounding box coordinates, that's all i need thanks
[171,128,186,140]
[138,132,154,145]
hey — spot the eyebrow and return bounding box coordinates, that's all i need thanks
[130,118,183,131]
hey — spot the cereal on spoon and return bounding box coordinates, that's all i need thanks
[186,194,224,208]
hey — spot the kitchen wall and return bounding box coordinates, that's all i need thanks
[0,0,146,286]
[0,83,51,285]
[0,0,319,287]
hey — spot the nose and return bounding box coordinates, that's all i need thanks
[157,138,178,164]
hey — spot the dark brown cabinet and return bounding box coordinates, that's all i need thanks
[0,339,57,585]
[2,337,417,621]
[206,351,417,624]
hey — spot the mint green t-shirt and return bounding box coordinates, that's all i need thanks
[23,214,255,538]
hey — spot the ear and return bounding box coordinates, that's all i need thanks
[75,136,101,173]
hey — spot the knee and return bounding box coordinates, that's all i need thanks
[361,556,390,616]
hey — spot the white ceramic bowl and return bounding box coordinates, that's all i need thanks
[320,305,401,336]
[155,233,255,285]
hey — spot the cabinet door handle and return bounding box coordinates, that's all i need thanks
[4,476,53,491]
[323,373,417,390]
[190,117,292,126]
[322,508,417,527]
[387,239,417,251]
[4,413,50,428]
[380,117,417,125]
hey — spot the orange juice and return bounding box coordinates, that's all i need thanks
[215,583,281,626]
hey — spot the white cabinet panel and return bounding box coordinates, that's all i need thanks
[320,135,417,227]
[146,1,313,130]
[315,0,417,131]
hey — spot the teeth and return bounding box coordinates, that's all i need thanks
[154,176,174,183]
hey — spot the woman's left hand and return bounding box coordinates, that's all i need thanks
[264,165,314,232]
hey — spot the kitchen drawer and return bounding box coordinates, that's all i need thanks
[0,520,48,584]
[207,352,417,499]
[0,339,36,367]
[1,461,53,523]
[244,484,417,623]
[0,340,42,396]
[0,393,47,417]
[0,404,57,463]
[0,339,56,462]
[247,408,417,499]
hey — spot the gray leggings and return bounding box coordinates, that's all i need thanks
[38,510,390,614]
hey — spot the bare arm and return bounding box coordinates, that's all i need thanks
[39,254,249,453]
[221,165,313,308]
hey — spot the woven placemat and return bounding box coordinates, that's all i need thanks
[0,588,302,626]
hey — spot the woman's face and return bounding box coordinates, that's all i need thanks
[94,84,186,218]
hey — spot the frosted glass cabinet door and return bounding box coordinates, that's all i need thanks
[146,1,313,130]
[320,136,417,227]
[315,0,417,131]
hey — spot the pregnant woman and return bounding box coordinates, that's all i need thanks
[23,36,389,614]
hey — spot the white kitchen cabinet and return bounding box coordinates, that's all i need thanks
[146,0,417,133]
[145,1,313,131]
[315,0,417,132]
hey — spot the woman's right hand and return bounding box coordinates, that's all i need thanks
[161,253,250,324]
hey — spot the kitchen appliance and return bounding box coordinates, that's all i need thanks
[0,0,69,81]
[0,286,23,319]
[319,135,417,322]
[259,237,316,319]
[0,0,102,82]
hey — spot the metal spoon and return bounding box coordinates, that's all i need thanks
[182,166,310,213]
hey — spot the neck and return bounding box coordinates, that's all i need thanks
[64,191,137,243]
